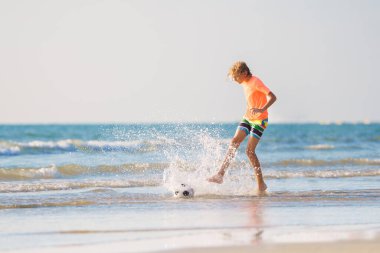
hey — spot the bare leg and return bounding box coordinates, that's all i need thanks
[246,136,267,192]
[207,129,247,184]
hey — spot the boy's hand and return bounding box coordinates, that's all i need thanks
[250,92,277,116]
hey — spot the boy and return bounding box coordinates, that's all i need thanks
[208,61,277,192]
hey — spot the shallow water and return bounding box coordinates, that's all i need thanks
[0,123,379,251]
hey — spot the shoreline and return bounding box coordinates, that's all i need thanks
[159,239,380,253]
[7,225,380,253]
[8,238,380,253]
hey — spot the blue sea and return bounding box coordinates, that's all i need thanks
[0,123,379,252]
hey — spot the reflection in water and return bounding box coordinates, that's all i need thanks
[245,198,265,244]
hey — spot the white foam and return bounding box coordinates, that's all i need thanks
[305,144,335,150]
[82,140,141,150]
[25,164,58,178]
[18,139,77,150]
[6,139,172,153]
[0,178,161,193]
[0,146,20,155]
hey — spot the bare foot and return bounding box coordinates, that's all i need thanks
[207,173,224,184]
[256,182,267,193]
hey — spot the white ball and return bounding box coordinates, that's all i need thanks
[173,183,194,198]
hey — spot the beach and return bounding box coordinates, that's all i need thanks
[1,123,379,252]
[163,240,380,253]
[6,226,380,253]
[8,236,380,253]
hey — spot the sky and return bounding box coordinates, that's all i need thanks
[0,0,379,124]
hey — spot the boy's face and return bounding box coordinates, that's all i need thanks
[234,71,249,84]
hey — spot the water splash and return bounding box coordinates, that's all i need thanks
[161,126,258,197]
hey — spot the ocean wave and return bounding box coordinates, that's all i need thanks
[0,146,21,155]
[0,163,169,181]
[274,158,380,167]
[1,188,379,209]
[19,140,77,149]
[0,200,97,209]
[1,158,379,181]
[0,178,161,193]
[0,139,175,155]
[265,169,380,179]
[305,144,335,150]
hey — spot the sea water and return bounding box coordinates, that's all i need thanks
[0,123,379,251]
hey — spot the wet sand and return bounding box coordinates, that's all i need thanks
[160,239,380,253]
[9,238,380,253]
[8,227,380,253]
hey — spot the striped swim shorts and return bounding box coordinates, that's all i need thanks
[237,118,268,140]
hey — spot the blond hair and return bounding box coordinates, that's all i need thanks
[228,61,252,81]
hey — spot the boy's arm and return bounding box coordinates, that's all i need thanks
[251,92,277,114]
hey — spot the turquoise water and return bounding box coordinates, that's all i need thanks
[0,123,379,251]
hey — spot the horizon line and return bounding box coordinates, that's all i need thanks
[0,120,378,125]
